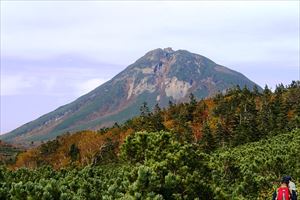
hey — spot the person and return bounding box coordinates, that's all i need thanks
[273,176,291,200]
[286,176,297,200]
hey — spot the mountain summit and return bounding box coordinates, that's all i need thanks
[1,48,261,144]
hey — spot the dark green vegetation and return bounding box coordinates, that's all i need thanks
[0,129,299,199]
[1,48,260,145]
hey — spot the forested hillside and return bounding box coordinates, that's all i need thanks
[1,81,299,199]
[12,81,299,168]
[0,141,22,165]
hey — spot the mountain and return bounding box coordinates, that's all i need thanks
[1,48,261,145]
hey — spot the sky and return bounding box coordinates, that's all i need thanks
[0,1,299,134]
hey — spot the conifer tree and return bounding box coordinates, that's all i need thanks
[257,85,274,134]
[151,103,165,131]
[252,84,260,96]
[69,144,80,162]
[138,102,153,131]
[201,122,216,152]
[215,122,226,148]
[233,96,259,145]
[246,97,260,141]
[140,102,150,117]
[187,93,197,121]
[272,87,288,131]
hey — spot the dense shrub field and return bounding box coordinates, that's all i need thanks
[1,129,299,200]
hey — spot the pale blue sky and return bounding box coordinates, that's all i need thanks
[1,1,299,134]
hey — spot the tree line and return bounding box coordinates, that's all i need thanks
[1,81,299,199]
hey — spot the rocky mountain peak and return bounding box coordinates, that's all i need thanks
[143,47,175,60]
[163,47,174,53]
[1,48,261,145]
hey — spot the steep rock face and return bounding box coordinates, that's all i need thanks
[1,48,261,145]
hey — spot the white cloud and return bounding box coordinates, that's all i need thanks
[1,59,114,97]
[1,1,298,65]
[41,78,57,91]
[74,78,108,96]
[1,75,36,95]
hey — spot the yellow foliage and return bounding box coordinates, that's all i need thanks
[14,149,39,169]
[164,120,175,130]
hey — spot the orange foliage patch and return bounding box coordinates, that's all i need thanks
[13,128,137,169]
[14,149,39,169]
[164,120,175,130]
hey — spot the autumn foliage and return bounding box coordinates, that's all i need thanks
[11,81,300,169]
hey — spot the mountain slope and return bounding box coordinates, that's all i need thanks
[1,48,261,145]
